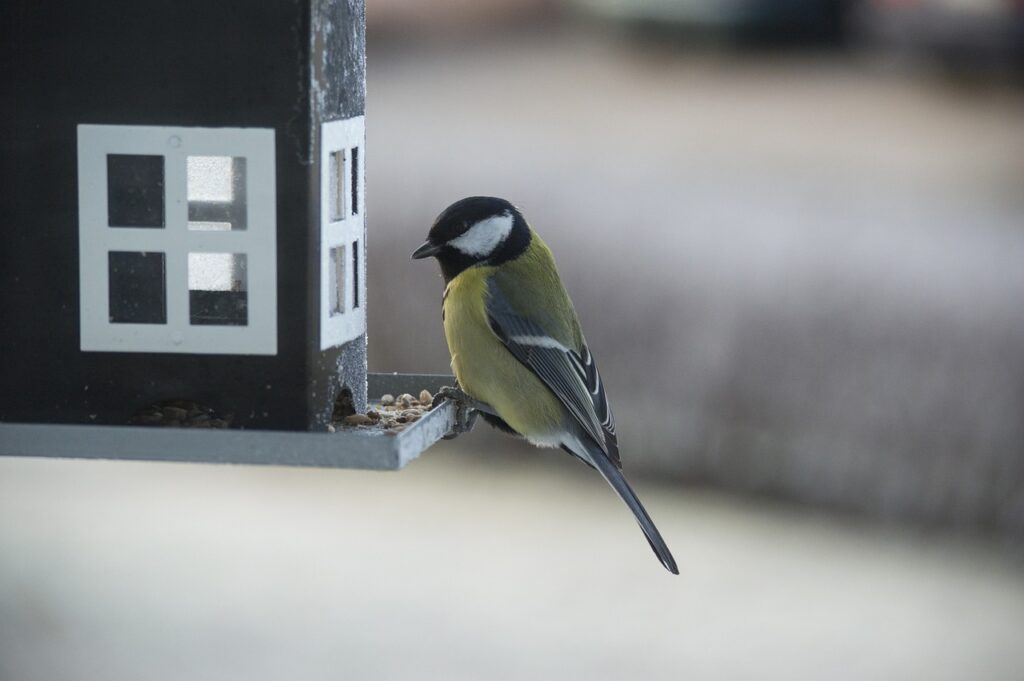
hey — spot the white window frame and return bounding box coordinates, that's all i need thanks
[319,116,366,350]
[77,124,277,355]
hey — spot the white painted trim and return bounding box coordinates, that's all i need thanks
[77,124,277,354]
[319,116,366,350]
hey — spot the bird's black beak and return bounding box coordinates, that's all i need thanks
[411,240,442,260]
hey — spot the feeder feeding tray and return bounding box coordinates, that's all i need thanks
[0,374,458,471]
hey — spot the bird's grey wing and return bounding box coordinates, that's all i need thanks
[485,278,620,466]
[579,342,619,464]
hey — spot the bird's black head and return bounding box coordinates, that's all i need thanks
[411,196,531,282]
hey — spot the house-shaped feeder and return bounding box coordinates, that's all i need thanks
[0,0,455,469]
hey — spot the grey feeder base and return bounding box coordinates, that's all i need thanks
[0,374,458,471]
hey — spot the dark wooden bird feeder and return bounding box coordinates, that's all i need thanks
[0,0,455,469]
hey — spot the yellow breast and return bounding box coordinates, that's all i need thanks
[442,266,565,440]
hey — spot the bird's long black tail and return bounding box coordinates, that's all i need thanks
[575,444,679,575]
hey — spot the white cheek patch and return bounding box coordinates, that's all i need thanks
[449,213,514,258]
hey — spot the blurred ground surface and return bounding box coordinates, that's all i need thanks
[1,451,1023,681]
[365,27,1024,532]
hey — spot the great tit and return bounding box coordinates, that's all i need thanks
[412,196,678,574]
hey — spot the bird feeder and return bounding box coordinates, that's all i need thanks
[0,0,455,469]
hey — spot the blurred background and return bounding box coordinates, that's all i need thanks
[3,1,1024,679]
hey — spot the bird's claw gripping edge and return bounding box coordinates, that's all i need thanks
[431,385,490,440]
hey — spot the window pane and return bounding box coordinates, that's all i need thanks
[329,245,345,316]
[350,146,359,216]
[187,156,234,201]
[187,156,247,230]
[108,251,167,323]
[107,154,164,228]
[188,253,248,326]
[352,239,360,309]
[329,149,345,222]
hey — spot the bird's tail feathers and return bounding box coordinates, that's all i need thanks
[577,442,679,575]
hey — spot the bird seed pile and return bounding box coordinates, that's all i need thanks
[130,399,232,428]
[331,390,434,435]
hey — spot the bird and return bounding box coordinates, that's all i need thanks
[412,196,678,574]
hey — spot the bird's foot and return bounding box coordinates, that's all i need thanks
[431,385,490,440]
